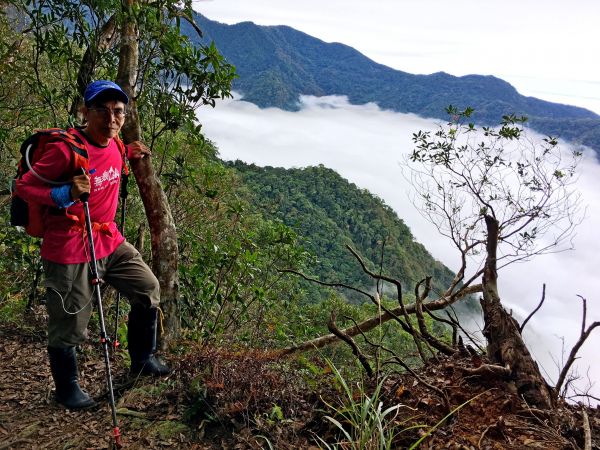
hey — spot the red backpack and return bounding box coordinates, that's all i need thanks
[10,128,127,237]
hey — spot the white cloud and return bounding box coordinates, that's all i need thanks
[200,94,600,402]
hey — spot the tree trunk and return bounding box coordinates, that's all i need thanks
[480,215,554,409]
[69,14,119,121]
[116,0,180,347]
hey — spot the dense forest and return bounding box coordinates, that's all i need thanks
[0,3,598,449]
[229,161,456,303]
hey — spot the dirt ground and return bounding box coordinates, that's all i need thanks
[1,316,599,449]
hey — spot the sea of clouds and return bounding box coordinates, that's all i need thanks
[198,93,600,402]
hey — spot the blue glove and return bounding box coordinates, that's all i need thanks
[51,184,75,208]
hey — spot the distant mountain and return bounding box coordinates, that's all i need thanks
[185,13,600,155]
[229,162,456,303]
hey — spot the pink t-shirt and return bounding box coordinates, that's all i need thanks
[16,129,125,264]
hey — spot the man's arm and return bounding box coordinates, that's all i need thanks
[126,141,151,160]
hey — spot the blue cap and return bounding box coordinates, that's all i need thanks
[84,80,129,105]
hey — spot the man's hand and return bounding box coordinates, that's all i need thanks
[71,172,90,200]
[127,141,151,160]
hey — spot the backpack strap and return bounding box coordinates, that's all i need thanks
[24,129,90,183]
[113,135,129,176]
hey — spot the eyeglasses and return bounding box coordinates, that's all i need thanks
[89,106,128,119]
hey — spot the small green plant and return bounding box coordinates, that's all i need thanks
[316,360,410,450]
[316,360,484,449]
[269,403,285,422]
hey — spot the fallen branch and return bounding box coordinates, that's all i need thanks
[461,364,511,378]
[278,283,482,355]
[280,268,420,342]
[478,423,493,449]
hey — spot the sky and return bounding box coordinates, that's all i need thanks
[190,1,600,401]
[192,0,600,115]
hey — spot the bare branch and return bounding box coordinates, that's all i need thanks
[577,294,587,335]
[328,311,373,377]
[345,244,401,288]
[568,393,600,403]
[414,277,456,356]
[445,307,485,353]
[278,267,418,339]
[554,295,600,400]
[519,283,546,333]
[353,326,450,412]
[278,268,375,301]
[423,308,458,346]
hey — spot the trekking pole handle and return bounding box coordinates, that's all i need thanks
[78,168,90,203]
[120,173,129,199]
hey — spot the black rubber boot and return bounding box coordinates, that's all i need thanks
[47,346,97,410]
[128,305,170,376]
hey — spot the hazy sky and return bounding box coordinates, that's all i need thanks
[193,0,600,114]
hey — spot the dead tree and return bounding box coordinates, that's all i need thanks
[280,109,589,411]
[404,108,583,408]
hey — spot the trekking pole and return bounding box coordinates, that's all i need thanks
[80,188,122,448]
[112,173,129,349]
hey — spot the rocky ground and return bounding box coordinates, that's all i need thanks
[0,309,598,449]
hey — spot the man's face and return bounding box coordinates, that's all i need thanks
[84,100,126,143]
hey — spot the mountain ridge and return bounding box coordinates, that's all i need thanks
[185,12,600,154]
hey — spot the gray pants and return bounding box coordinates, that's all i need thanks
[43,241,160,348]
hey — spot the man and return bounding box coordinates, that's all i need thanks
[16,80,170,410]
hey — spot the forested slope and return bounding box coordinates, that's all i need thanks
[230,161,455,302]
